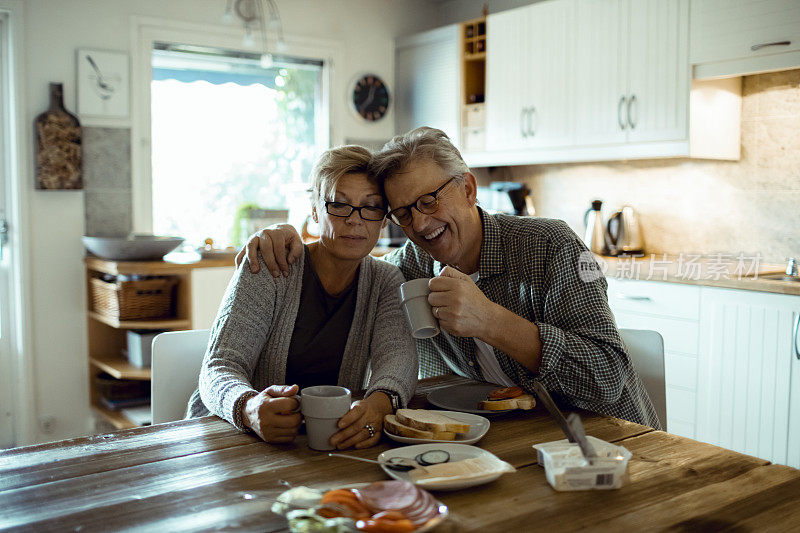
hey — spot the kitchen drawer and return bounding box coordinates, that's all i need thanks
[612,310,699,356]
[664,351,697,391]
[464,104,486,128]
[606,278,700,321]
[666,386,696,424]
[462,127,486,151]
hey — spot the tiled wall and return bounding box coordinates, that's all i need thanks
[490,69,800,264]
[82,128,132,237]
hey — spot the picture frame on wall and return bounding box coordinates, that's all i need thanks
[76,49,129,118]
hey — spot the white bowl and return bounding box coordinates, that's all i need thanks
[82,235,184,261]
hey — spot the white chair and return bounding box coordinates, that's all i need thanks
[151,329,211,425]
[619,328,666,429]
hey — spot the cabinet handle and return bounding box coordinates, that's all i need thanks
[794,313,800,361]
[520,107,527,139]
[617,292,652,302]
[618,96,627,130]
[627,94,637,130]
[751,40,791,52]
[528,106,537,137]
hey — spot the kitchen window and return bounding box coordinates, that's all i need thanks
[150,44,326,248]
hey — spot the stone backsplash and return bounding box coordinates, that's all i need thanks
[82,127,132,237]
[489,69,800,265]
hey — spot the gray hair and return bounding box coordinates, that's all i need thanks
[369,127,469,188]
[310,145,375,203]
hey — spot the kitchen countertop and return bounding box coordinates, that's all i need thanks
[598,254,800,296]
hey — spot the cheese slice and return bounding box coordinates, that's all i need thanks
[409,455,515,485]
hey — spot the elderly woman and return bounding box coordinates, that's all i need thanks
[187,145,416,450]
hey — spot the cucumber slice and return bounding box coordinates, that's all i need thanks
[415,450,451,466]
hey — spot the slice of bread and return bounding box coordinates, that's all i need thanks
[478,394,536,411]
[384,414,456,440]
[395,409,471,434]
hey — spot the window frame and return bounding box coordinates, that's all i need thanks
[131,16,342,233]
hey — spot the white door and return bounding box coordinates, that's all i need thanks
[0,13,16,448]
[485,7,528,151]
[574,0,629,146]
[524,0,575,149]
[395,25,460,142]
[697,288,800,468]
[626,0,689,143]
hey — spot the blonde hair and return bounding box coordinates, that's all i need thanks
[369,127,469,190]
[310,145,375,203]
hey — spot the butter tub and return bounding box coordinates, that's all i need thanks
[532,436,632,491]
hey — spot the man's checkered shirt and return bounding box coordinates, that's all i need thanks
[384,209,661,429]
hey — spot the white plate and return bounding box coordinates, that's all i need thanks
[426,382,515,415]
[378,443,511,491]
[383,411,490,445]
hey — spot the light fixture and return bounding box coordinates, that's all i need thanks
[223,0,286,57]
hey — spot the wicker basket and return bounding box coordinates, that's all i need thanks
[90,276,177,320]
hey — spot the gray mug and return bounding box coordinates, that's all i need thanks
[398,278,440,339]
[295,385,351,451]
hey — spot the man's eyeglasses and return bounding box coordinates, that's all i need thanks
[324,201,387,221]
[386,177,458,227]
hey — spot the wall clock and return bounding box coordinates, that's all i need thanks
[351,74,390,122]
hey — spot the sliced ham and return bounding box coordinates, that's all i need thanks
[355,480,441,528]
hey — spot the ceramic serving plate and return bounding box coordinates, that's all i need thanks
[378,443,512,491]
[426,382,514,415]
[383,410,490,445]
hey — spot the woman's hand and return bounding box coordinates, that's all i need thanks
[329,392,393,450]
[242,384,302,443]
[234,224,304,277]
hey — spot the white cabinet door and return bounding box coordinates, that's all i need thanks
[395,25,460,143]
[697,287,800,468]
[524,0,575,148]
[690,0,800,66]
[574,0,629,146]
[486,8,528,151]
[627,0,689,143]
[190,267,235,330]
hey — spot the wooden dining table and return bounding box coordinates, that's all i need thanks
[2,375,800,532]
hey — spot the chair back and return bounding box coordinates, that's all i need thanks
[151,329,211,425]
[619,328,666,429]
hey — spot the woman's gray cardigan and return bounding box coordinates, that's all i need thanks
[186,251,417,431]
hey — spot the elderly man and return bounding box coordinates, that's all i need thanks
[237,127,659,428]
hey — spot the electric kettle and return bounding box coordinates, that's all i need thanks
[606,206,645,256]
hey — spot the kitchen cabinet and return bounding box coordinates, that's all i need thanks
[395,25,460,145]
[485,0,575,152]
[696,287,800,468]
[691,0,800,79]
[574,0,689,146]
[606,278,700,438]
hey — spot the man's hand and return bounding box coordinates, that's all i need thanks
[242,384,302,443]
[329,392,392,450]
[234,224,303,277]
[427,266,496,339]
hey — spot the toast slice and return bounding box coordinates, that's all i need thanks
[478,394,536,411]
[383,414,457,440]
[395,409,471,434]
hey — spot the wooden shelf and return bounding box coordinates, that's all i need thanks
[88,311,191,330]
[92,402,138,430]
[90,354,151,380]
[464,52,486,61]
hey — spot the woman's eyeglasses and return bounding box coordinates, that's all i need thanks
[386,177,457,227]
[324,201,387,221]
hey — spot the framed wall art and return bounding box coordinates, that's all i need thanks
[76,49,130,118]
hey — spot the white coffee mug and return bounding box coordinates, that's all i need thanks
[296,385,351,451]
[398,278,440,339]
